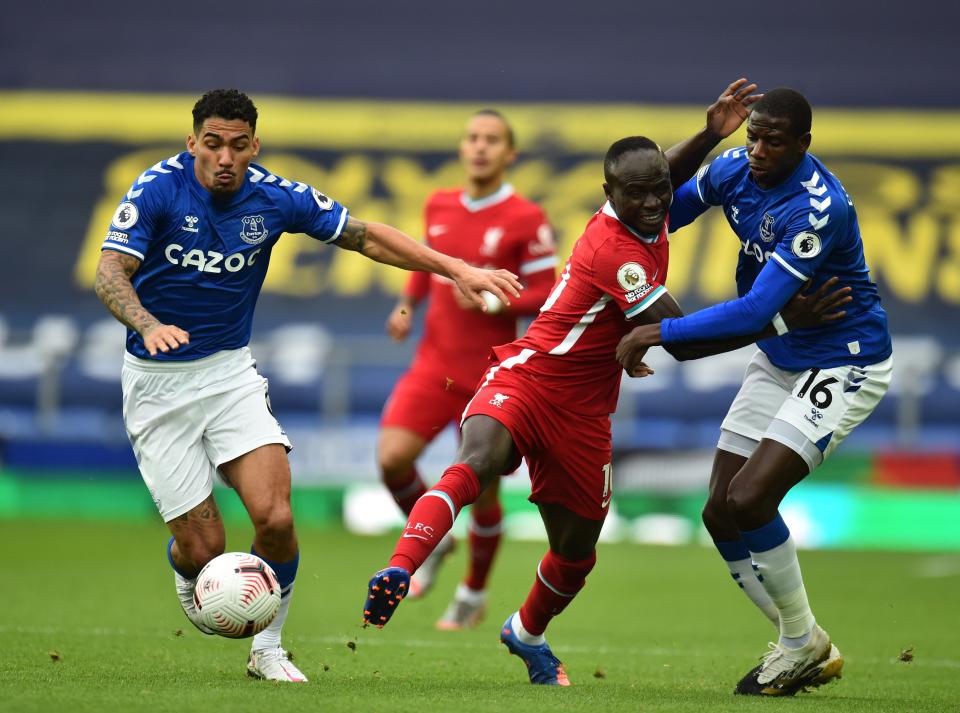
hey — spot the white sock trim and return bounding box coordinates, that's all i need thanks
[536,562,575,597]
[423,490,456,523]
[511,611,545,646]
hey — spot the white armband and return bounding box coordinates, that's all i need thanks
[481,290,505,314]
[772,312,789,336]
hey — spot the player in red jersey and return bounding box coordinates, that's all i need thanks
[378,109,557,628]
[362,81,848,685]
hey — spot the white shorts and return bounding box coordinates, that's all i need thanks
[121,347,291,522]
[718,349,892,472]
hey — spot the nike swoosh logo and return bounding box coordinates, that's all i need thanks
[601,497,612,508]
[401,533,429,540]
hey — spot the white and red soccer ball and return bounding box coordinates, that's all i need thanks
[194,552,281,638]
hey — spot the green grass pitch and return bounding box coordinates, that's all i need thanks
[2,519,958,712]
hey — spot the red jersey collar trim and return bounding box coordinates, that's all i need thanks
[460,184,514,212]
[600,201,664,243]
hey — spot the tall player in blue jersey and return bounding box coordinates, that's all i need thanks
[617,88,892,696]
[94,89,522,683]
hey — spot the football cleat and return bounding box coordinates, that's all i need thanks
[436,583,487,631]
[174,571,216,635]
[247,647,307,682]
[500,613,570,686]
[734,625,840,696]
[362,567,410,628]
[407,533,455,600]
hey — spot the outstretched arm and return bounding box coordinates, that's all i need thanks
[616,278,850,371]
[337,216,522,312]
[94,250,189,355]
[665,78,761,187]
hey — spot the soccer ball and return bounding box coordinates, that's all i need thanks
[193,552,281,638]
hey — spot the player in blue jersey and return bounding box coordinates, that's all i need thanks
[616,88,892,696]
[94,89,522,683]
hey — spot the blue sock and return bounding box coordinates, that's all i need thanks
[166,536,194,579]
[739,513,791,554]
[252,546,299,598]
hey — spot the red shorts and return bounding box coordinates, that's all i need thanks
[463,364,613,521]
[381,365,476,442]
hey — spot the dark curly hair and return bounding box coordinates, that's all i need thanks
[192,89,258,133]
[752,88,812,137]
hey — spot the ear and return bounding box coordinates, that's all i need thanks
[186,133,197,156]
[251,136,260,158]
[799,132,812,153]
[603,182,612,199]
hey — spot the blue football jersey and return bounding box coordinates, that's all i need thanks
[668,149,892,370]
[101,151,348,360]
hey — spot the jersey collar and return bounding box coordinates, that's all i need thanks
[601,201,661,243]
[460,183,514,212]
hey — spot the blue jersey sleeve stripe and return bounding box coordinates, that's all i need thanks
[771,252,809,281]
[101,243,145,260]
[319,207,349,244]
[624,285,667,318]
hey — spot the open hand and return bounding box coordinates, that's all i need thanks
[781,276,852,330]
[142,324,189,356]
[706,79,762,140]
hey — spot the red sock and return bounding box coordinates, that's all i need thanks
[389,464,480,574]
[518,549,597,636]
[386,465,427,516]
[464,500,503,591]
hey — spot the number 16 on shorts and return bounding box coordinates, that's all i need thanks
[779,360,890,457]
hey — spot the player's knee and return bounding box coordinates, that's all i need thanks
[725,482,771,522]
[377,445,416,484]
[701,499,729,534]
[251,504,295,544]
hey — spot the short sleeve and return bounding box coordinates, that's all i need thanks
[591,239,667,319]
[283,183,349,243]
[670,149,745,232]
[769,196,848,281]
[101,173,168,260]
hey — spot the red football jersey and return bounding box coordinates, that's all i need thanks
[492,202,670,416]
[404,185,556,394]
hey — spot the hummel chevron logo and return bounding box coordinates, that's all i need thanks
[808,214,829,230]
[801,170,828,196]
[810,196,831,213]
[248,167,265,183]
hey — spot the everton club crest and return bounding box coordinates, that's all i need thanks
[239,215,269,245]
[758,213,776,242]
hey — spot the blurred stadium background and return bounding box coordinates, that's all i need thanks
[1,0,958,553]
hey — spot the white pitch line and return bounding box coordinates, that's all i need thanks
[4,624,959,669]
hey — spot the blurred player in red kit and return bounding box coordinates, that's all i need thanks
[378,109,557,629]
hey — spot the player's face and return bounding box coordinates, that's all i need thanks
[603,150,672,236]
[187,117,260,195]
[459,115,516,184]
[745,112,811,189]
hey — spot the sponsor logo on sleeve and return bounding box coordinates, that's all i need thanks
[111,202,139,230]
[311,187,334,210]
[618,262,656,303]
[792,231,822,258]
[105,230,129,244]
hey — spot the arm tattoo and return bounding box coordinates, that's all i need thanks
[337,217,368,253]
[94,250,160,335]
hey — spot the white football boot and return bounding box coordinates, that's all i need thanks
[174,571,216,635]
[735,624,842,696]
[247,647,308,682]
[436,583,487,630]
[407,532,455,600]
